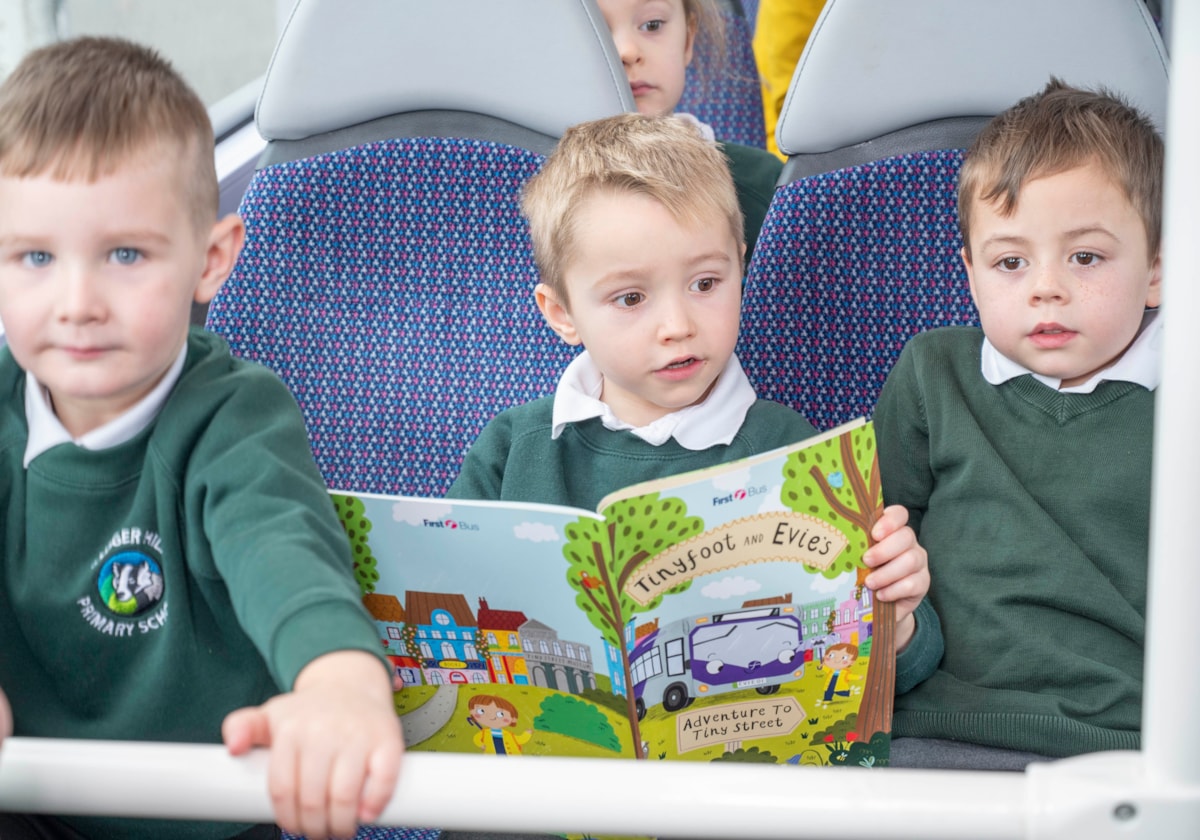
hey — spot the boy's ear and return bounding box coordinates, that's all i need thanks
[194,214,246,304]
[1146,252,1163,309]
[961,246,981,310]
[535,283,582,346]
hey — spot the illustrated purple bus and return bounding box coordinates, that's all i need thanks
[630,605,806,719]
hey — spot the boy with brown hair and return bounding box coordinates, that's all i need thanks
[875,78,1163,770]
[449,112,939,672]
[0,37,402,839]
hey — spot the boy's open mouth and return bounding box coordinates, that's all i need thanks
[662,357,698,371]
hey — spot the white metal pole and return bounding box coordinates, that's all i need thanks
[0,737,1028,839]
[1143,0,1200,788]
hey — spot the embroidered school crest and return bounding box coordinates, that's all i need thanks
[98,551,165,615]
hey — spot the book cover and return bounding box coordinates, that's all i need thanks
[334,418,893,769]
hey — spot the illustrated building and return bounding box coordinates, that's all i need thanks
[476,597,531,686]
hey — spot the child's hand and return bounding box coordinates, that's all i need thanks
[862,505,930,653]
[222,650,404,839]
[0,686,11,740]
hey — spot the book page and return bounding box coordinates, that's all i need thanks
[333,418,892,770]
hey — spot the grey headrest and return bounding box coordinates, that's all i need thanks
[256,0,635,142]
[778,0,1169,156]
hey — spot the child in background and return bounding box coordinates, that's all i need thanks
[875,78,1163,770]
[448,112,938,672]
[597,0,782,262]
[0,37,402,839]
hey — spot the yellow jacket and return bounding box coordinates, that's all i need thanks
[474,727,533,755]
[752,0,827,159]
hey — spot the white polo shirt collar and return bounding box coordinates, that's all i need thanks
[23,343,188,467]
[981,309,1161,393]
[551,351,756,449]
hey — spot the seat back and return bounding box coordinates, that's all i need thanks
[205,0,633,498]
[678,0,767,148]
[738,0,1169,430]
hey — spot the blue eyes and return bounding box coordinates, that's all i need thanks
[19,249,143,267]
[23,251,52,268]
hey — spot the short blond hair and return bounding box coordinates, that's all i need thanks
[521,113,744,302]
[958,78,1163,260]
[0,36,218,231]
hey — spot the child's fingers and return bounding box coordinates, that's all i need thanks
[221,706,272,756]
[266,729,302,836]
[293,738,342,840]
[863,524,917,570]
[322,745,376,840]
[0,689,11,739]
[869,504,910,542]
[358,740,405,824]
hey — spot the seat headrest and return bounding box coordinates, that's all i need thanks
[256,0,635,142]
[777,0,1169,156]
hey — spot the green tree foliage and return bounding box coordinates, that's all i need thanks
[780,426,894,741]
[560,492,706,757]
[780,425,881,580]
[331,494,380,596]
[561,494,704,649]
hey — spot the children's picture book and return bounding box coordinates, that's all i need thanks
[334,418,894,770]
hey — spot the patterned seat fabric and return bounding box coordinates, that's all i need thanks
[679,6,766,148]
[283,828,441,840]
[206,135,574,498]
[737,148,980,430]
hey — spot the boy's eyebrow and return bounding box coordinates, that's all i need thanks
[0,229,175,248]
[593,251,736,284]
[977,226,1119,251]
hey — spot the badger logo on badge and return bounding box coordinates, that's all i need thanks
[98,551,165,616]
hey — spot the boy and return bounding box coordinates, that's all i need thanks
[875,79,1163,770]
[0,37,402,839]
[448,113,937,669]
[468,694,533,756]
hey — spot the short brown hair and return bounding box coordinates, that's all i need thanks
[958,77,1163,260]
[521,112,744,302]
[0,36,218,230]
[470,694,519,723]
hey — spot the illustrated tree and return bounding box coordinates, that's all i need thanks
[780,425,893,740]
[331,493,381,596]
[561,493,705,758]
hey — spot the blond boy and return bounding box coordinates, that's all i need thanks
[876,79,1163,769]
[449,113,935,662]
[0,37,401,839]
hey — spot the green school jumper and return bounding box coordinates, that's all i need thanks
[0,328,384,839]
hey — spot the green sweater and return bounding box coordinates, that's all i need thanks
[451,396,943,692]
[720,140,782,265]
[875,326,1152,756]
[447,397,815,511]
[0,328,383,840]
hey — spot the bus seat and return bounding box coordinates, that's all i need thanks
[737,0,1169,430]
[679,0,768,148]
[205,0,634,500]
[741,0,760,30]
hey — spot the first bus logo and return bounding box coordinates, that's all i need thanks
[422,518,479,531]
[712,485,767,506]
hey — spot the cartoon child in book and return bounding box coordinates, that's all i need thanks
[817,643,861,706]
[468,694,532,756]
